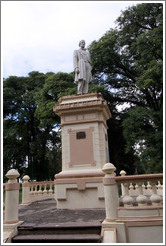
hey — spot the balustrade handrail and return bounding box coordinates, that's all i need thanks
[115,173,163,183]
[29,181,54,185]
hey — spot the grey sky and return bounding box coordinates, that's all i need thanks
[2,1,141,78]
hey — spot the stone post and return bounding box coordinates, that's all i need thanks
[102,163,119,221]
[22,175,31,205]
[4,169,20,224]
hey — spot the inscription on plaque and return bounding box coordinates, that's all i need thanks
[76,131,86,139]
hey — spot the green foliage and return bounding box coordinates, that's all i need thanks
[3,70,89,181]
[122,106,162,173]
[35,72,75,127]
[107,118,137,175]
[89,3,163,173]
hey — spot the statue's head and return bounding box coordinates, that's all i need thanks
[79,40,85,47]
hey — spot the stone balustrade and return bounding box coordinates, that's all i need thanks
[102,163,163,221]
[120,170,163,198]
[22,175,55,204]
[102,164,163,243]
[4,167,163,243]
[116,172,163,207]
[3,170,55,242]
[3,172,55,209]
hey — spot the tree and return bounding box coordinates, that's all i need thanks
[3,75,32,180]
[89,3,163,173]
[35,72,76,127]
[3,71,76,181]
[35,72,76,179]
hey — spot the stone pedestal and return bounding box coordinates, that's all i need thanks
[53,92,111,209]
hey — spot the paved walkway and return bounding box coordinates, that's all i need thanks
[18,199,106,225]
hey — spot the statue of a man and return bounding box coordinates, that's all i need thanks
[73,40,92,94]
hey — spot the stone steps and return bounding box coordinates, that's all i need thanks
[12,234,102,243]
[12,221,102,243]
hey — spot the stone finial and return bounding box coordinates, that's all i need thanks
[102,163,116,175]
[5,169,20,182]
[23,175,30,182]
[120,170,126,176]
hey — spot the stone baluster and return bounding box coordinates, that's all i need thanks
[34,184,38,196]
[142,182,146,195]
[102,163,119,221]
[156,181,163,197]
[129,182,134,196]
[49,184,53,195]
[142,182,150,196]
[43,184,47,195]
[136,182,148,206]
[122,183,133,207]
[120,170,126,197]
[4,169,20,224]
[22,175,31,205]
[38,184,42,195]
[134,183,139,196]
[29,184,34,196]
[145,181,152,196]
[150,181,162,205]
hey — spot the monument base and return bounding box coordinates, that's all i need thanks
[53,93,111,209]
[55,169,105,209]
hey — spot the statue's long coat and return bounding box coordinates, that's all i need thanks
[73,48,92,84]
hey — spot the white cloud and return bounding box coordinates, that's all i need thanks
[2,1,140,78]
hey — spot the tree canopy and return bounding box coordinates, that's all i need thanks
[3,72,74,181]
[89,3,163,174]
[3,3,163,181]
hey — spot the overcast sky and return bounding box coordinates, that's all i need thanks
[2,1,142,78]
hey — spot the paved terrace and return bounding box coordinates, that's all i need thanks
[18,199,106,225]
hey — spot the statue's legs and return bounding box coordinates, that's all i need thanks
[77,63,91,94]
[82,62,92,94]
[77,80,85,94]
[82,81,89,94]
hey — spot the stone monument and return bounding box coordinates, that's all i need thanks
[73,40,92,94]
[53,41,111,209]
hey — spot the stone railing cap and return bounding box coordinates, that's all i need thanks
[22,175,30,181]
[120,170,126,176]
[6,169,20,179]
[115,173,163,183]
[102,163,116,174]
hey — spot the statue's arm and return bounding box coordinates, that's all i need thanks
[73,50,78,70]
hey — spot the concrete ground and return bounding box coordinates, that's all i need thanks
[18,199,106,225]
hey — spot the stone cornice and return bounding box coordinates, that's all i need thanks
[53,98,111,120]
[60,119,108,129]
[58,92,103,102]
